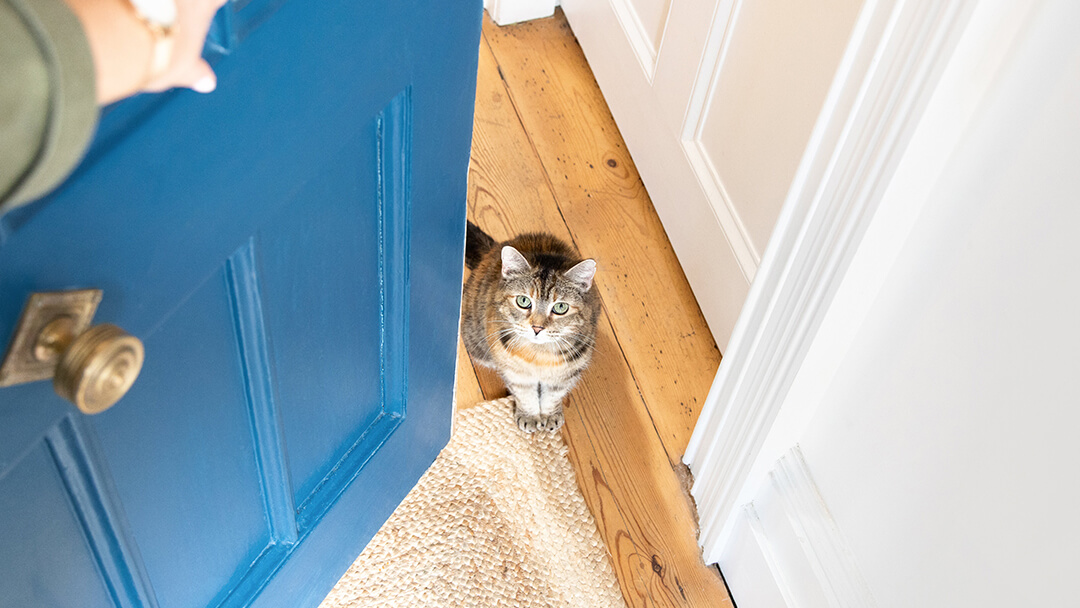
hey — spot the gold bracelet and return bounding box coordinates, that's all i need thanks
[124,0,177,86]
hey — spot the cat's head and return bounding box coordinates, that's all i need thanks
[496,245,597,347]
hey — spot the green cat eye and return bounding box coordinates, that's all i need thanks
[552,302,570,315]
[515,295,532,309]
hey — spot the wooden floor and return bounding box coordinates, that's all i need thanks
[453,11,733,608]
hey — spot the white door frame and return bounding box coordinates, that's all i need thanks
[682,0,1041,564]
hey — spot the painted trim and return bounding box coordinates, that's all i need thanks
[771,447,877,608]
[45,417,158,608]
[680,0,741,141]
[606,0,660,81]
[376,88,412,420]
[220,240,316,608]
[681,139,758,282]
[226,238,299,545]
[486,0,557,26]
[215,90,417,606]
[742,503,800,607]
[294,89,414,531]
[677,0,758,282]
[683,0,978,562]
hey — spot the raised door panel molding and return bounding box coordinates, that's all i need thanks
[680,140,758,282]
[563,0,751,349]
[609,0,668,79]
[678,0,758,283]
[653,0,730,135]
[720,447,875,608]
[692,0,863,256]
[562,0,864,348]
[768,448,876,608]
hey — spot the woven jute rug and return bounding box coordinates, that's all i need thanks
[319,397,627,608]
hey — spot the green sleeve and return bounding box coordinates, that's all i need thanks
[0,0,98,214]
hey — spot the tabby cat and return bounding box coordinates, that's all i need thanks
[461,221,600,432]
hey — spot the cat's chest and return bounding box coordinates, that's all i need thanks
[496,341,568,373]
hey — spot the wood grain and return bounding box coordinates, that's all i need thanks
[467,36,568,238]
[454,335,486,412]
[481,14,722,463]
[564,322,733,607]
[460,23,733,607]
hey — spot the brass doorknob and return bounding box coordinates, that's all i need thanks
[44,319,144,414]
[0,290,144,414]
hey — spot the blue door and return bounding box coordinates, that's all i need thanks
[0,0,480,605]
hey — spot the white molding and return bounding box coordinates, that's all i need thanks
[607,0,660,81]
[675,0,758,283]
[683,0,979,563]
[776,0,1044,447]
[486,0,558,26]
[725,448,875,608]
[681,0,741,141]
[771,448,877,608]
[742,503,802,607]
[561,0,753,350]
[681,139,759,282]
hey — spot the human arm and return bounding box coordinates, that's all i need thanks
[1,0,97,210]
[0,0,226,213]
[64,0,227,105]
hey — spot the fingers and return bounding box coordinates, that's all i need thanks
[188,59,217,93]
[145,58,216,94]
[141,0,226,96]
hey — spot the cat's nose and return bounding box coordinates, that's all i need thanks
[532,326,544,335]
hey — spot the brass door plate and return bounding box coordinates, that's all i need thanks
[0,290,103,387]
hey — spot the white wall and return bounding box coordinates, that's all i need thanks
[797,4,1080,604]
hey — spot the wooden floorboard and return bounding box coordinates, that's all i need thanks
[454,335,485,413]
[457,10,732,608]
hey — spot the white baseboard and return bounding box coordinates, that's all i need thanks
[486,0,559,26]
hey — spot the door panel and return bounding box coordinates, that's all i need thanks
[90,268,268,608]
[561,0,861,349]
[0,0,481,605]
[251,116,384,506]
[694,0,862,250]
[0,442,115,608]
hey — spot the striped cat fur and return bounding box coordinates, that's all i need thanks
[461,222,600,432]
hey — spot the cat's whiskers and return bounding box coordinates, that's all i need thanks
[484,326,521,347]
[487,321,530,346]
[551,332,600,360]
[559,328,598,348]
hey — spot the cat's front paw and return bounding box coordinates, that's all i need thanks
[540,411,564,432]
[514,410,564,433]
[515,411,542,433]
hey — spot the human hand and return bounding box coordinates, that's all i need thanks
[64,0,229,105]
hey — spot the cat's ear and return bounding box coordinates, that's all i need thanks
[564,259,597,291]
[501,246,531,278]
